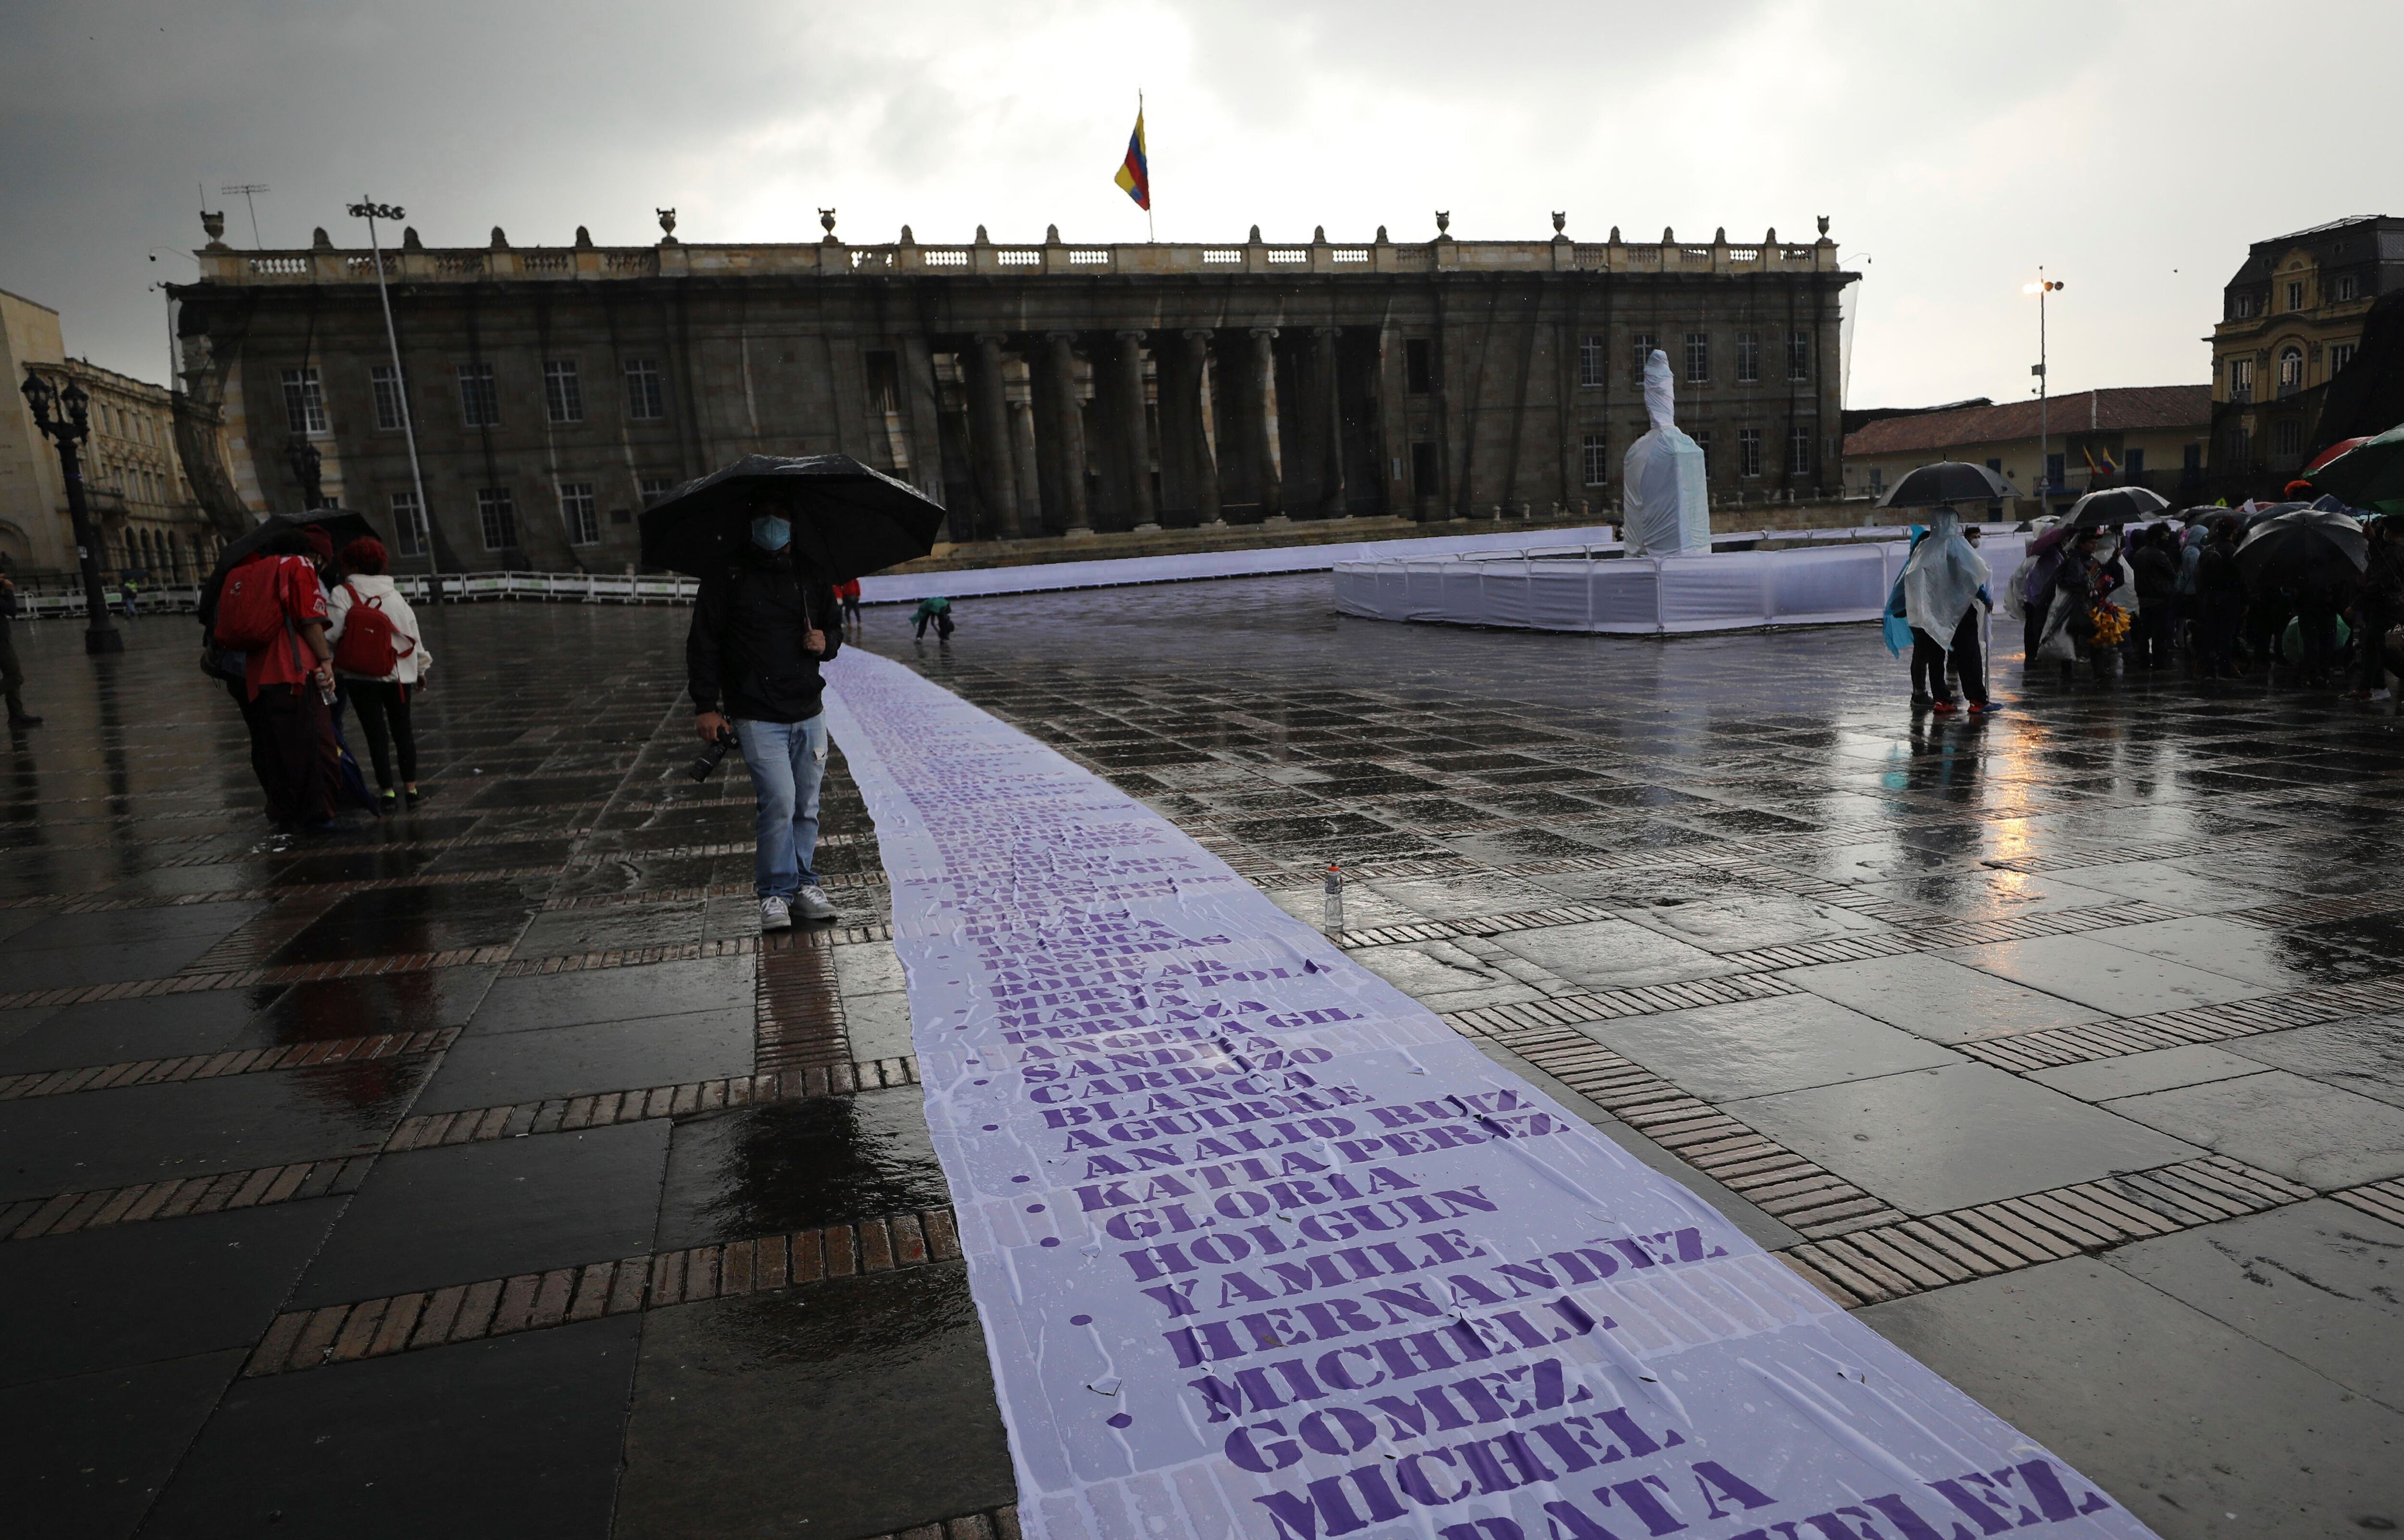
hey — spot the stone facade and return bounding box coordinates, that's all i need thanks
[170,217,1855,573]
[1,285,226,582]
[2207,214,2404,479]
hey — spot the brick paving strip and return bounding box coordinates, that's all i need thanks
[0,1028,459,1102]
[2,1156,377,1240]
[241,1206,964,1378]
[873,1507,1020,1540]
[0,1061,924,1242]
[0,952,514,1013]
[2330,1176,2404,1229]
[1778,1156,2319,1307]
[1456,1022,1906,1237]
[1957,972,2404,1070]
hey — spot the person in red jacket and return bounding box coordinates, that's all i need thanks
[835,576,863,634]
[234,529,343,827]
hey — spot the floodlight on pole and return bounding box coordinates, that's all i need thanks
[2024,270,2065,503]
[346,198,439,582]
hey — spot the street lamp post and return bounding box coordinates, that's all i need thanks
[2024,270,2065,505]
[18,370,124,654]
[346,198,438,588]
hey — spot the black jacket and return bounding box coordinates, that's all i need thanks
[2131,546,2178,604]
[686,549,841,723]
[2196,542,2246,609]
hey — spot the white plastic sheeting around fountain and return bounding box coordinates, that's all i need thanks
[819,649,2151,1540]
[1334,532,2031,636]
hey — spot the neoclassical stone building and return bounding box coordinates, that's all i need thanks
[171,215,1855,572]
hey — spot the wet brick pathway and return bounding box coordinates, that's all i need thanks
[4,577,2403,1538]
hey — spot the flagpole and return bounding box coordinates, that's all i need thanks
[1141,88,1154,242]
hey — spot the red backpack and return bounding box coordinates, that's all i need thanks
[213,555,291,651]
[332,583,411,677]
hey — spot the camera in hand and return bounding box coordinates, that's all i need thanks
[688,729,738,783]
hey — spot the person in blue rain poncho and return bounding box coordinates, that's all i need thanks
[1885,509,1994,714]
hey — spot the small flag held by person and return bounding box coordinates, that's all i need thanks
[1113,106,1150,212]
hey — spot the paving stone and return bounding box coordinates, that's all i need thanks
[143,1315,640,1538]
[1860,1259,2404,1536]
[1782,952,2111,1043]
[2104,1070,2404,1190]
[1573,991,1960,1102]
[2028,1044,2279,1102]
[1728,1062,2203,1214]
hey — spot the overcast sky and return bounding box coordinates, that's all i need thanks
[4,0,2395,409]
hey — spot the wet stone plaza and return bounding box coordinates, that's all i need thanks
[4,574,2404,1539]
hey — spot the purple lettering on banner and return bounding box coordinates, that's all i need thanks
[818,653,2158,1540]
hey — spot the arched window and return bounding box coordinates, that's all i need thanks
[2278,346,2304,390]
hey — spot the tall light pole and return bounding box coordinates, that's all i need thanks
[20,370,124,654]
[347,199,438,583]
[2023,270,2065,505]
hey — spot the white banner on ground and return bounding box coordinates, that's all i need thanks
[821,650,2151,1540]
[1333,538,2033,637]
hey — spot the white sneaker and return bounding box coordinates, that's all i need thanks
[792,885,838,922]
[760,896,792,931]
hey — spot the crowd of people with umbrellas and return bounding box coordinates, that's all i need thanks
[1881,425,2404,710]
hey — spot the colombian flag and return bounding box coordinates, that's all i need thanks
[1113,109,1150,211]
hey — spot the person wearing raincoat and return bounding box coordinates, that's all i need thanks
[2006,516,2064,665]
[1895,509,1994,713]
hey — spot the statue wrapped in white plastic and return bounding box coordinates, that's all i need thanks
[1621,349,1710,555]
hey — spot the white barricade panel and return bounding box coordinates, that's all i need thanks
[819,651,2152,1540]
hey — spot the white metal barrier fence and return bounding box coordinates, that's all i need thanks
[12,571,702,621]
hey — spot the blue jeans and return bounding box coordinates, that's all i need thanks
[734,714,826,899]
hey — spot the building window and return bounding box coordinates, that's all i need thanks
[2227,357,2254,401]
[281,367,328,436]
[1788,330,1811,382]
[477,487,518,551]
[559,481,599,545]
[2331,342,2357,375]
[639,475,678,506]
[2229,293,2256,320]
[370,364,405,431]
[2335,274,2359,302]
[2045,451,2066,489]
[2274,419,2302,458]
[2278,347,2304,391]
[1692,429,1711,472]
[1410,441,1439,497]
[1738,427,1763,478]
[1735,332,1760,384]
[1631,333,1657,381]
[625,359,666,421]
[1581,433,1608,486]
[458,362,500,428]
[2183,444,2203,476]
[2285,280,2305,312]
[2223,427,2250,468]
[1789,425,1813,477]
[1683,332,1709,383]
[544,360,583,425]
[1404,339,1433,395]
[1577,335,1605,388]
[2125,447,2145,476]
[392,489,428,557]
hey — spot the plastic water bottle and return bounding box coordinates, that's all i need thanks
[1322,863,1344,933]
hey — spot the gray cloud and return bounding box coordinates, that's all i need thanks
[2,0,2396,408]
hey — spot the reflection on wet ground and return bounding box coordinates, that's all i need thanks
[5,578,2404,1537]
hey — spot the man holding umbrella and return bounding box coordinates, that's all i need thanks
[688,494,844,930]
[646,452,947,933]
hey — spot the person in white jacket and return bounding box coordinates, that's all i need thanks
[326,538,433,812]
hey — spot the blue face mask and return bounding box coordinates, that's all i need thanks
[750,514,791,551]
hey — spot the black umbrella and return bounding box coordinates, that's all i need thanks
[197,510,381,630]
[1877,461,2021,509]
[2060,486,2170,528]
[638,454,945,581]
[2235,506,2369,595]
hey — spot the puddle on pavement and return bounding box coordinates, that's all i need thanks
[653,1089,952,1251]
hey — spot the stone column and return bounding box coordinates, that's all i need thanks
[1180,329,1224,527]
[1314,326,1348,518]
[1249,326,1284,524]
[968,334,1022,538]
[1114,330,1159,532]
[1043,332,1092,538]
